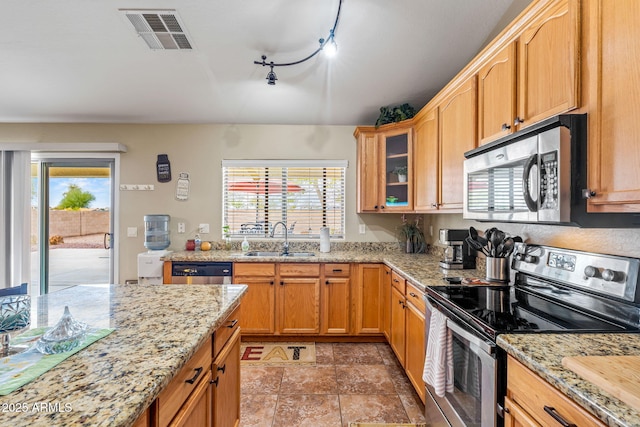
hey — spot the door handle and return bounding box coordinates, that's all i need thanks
[103,233,112,249]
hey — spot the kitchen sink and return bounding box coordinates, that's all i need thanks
[243,251,315,257]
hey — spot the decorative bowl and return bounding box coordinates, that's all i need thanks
[0,294,31,332]
[36,306,88,354]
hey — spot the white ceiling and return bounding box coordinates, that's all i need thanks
[0,0,531,126]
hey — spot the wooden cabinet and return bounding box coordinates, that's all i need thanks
[278,263,321,334]
[381,265,392,341]
[506,356,606,427]
[169,370,213,427]
[389,280,406,366]
[354,263,384,335]
[355,123,413,213]
[517,0,579,128]
[321,263,351,335]
[234,263,276,334]
[584,0,640,211]
[212,329,241,427]
[438,77,478,211]
[413,107,440,212]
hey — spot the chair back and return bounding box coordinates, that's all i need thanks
[0,283,28,297]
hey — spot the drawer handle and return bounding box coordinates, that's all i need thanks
[332,269,343,272]
[409,292,418,298]
[543,406,577,427]
[185,367,203,384]
[227,319,238,328]
[393,278,399,283]
[217,364,226,374]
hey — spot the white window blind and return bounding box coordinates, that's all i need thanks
[222,160,346,239]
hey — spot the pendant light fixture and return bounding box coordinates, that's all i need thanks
[253,0,343,85]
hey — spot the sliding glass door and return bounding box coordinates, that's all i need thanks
[31,158,115,295]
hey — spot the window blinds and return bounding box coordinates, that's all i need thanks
[222,160,346,239]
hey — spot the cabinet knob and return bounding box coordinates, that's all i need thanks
[380,205,385,209]
[501,123,511,131]
[514,117,524,125]
[374,205,379,209]
[325,280,330,285]
[280,281,284,286]
[217,364,226,374]
[431,203,439,208]
[409,292,418,298]
[210,377,219,387]
[582,189,597,199]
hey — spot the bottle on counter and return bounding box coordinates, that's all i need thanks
[241,236,250,253]
[194,234,201,251]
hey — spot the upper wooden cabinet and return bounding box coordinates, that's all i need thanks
[355,123,413,213]
[438,76,478,211]
[413,107,440,212]
[478,0,579,145]
[584,0,640,212]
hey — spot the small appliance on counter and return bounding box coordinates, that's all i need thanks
[438,229,476,270]
[137,214,172,285]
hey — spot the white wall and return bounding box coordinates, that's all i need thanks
[0,123,403,281]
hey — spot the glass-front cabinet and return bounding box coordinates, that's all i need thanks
[355,123,413,213]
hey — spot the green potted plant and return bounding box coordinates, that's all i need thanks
[393,165,408,183]
[397,215,426,254]
[375,103,417,128]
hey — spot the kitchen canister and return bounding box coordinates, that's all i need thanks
[319,227,330,253]
[486,257,509,282]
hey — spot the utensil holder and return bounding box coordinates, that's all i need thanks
[486,257,509,282]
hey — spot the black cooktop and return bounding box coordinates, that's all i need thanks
[426,284,633,341]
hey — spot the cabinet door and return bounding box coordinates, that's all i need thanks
[586,0,640,211]
[212,329,240,427]
[503,396,542,427]
[413,107,440,212]
[381,266,391,341]
[405,301,426,403]
[354,264,383,334]
[168,370,213,427]
[478,42,517,145]
[237,278,276,334]
[381,128,413,211]
[439,77,478,211]
[517,0,579,128]
[321,277,350,335]
[389,285,406,367]
[278,278,320,334]
[356,131,382,212]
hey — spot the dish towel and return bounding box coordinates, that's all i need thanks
[422,307,454,397]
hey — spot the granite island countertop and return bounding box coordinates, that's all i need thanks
[498,333,640,427]
[0,283,246,427]
[163,249,484,290]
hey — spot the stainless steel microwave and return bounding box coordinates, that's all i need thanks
[463,114,640,227]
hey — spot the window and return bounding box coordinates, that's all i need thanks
[222,160,347,239]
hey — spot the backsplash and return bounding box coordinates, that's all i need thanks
[196,240,407,253]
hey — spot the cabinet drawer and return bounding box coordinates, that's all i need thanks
[391,271,406,293]
[233,263,275,277]
[323,263,351,277]
[405,282,425,313]
[157,337,213,427]
[213,305,240,358]
[279,263,320,277]
[507,356,605,427]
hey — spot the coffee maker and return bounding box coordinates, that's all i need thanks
[438,229,476,270]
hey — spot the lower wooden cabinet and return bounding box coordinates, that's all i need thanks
[235,263,276,334]
[404,299,426,403]
[169,370,213,427]
[389,283,406,366]
[506,356,605,427]
[381,266,392,341]
[321,263,351,335]
[354,263,384,335]
[212,329,241,427]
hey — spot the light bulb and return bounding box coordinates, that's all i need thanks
[324,37,338,57]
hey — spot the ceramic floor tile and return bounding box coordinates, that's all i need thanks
[332,343,383,364]
[280,366,338,394]
[241,366,284,394]
[240,394,278,427]
[336,364,395,394]
[376,343,401,366]
[385,362,416,395]
[316,342,335,365]
[339,394,410,427]
[272,394,342,427]
[399,393,427,424]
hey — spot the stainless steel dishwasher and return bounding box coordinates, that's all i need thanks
[170,262,233,284]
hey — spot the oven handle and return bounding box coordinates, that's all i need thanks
[446,318,496,356]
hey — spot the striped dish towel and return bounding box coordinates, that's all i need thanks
[422,307,454,397]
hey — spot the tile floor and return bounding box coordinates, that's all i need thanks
[240,342,427,427]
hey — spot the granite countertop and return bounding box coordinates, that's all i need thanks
[0,283,247,427]
[498,333,640,427]
[163,249,484,290]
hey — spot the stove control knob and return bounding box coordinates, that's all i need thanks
[524,255,538,264]
[602,269,622,282]
[584,265,600,278]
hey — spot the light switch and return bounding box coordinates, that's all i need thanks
[359,224,366,234]
[199,223,210,234]
[127,227,138,237]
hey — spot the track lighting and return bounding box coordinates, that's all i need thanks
[253,0,343,85]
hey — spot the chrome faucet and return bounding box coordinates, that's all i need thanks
[270,221,289,255]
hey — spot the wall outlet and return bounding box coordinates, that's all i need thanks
[127,227,138,237]
[199,223,210,234]
[359,224,366,234]
[178,222,186,233]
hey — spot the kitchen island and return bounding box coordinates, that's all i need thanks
[0,283,246,426]
[498,333,640,427]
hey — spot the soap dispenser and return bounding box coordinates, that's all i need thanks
[241,236,250,253]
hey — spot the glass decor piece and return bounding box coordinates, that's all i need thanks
[0,295,31,333]
[36,306,88,354]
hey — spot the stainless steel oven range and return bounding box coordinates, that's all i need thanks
[423,244,640,427]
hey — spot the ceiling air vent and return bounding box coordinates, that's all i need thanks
[121,9,193,50]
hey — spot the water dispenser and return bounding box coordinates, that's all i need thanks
[144,214,170,250]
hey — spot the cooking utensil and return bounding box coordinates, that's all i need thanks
[501,237,515,257]
[491,230,505,257]
[465,236,489,256]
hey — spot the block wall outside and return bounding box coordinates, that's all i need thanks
[31,209,110,237]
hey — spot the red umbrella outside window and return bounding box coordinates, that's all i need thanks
[228,179,304,228]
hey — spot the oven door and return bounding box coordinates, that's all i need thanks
[463,135,539,223]
[425,301,498,427]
